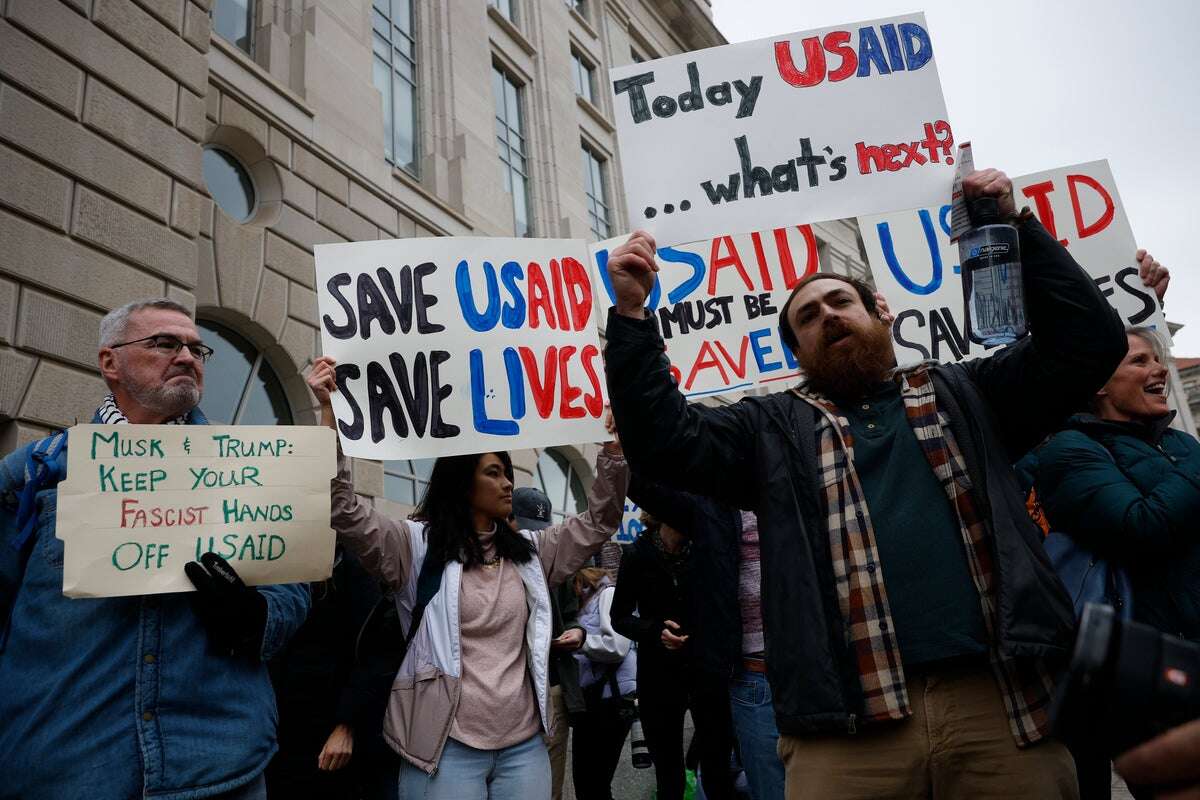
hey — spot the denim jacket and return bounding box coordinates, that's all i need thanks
[0,409,310,800]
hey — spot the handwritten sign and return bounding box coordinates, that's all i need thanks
[55,425,336,598]
[615,498,643,544]
[858,159,1169,364]
[610,13,955,248]
[315,237,609,460]
[592,225,819,399]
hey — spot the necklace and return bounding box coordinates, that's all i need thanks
[481,554,503,570]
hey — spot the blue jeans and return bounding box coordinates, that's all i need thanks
[398,734,550,799]
[729,670,786,800]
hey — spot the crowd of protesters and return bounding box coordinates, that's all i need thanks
[1,167,1198,800]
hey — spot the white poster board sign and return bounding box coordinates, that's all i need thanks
[611,13,956,248]
[591,225,820,400]
[315,237,609,460]
[56,424,336,598]
[858,159,1169,364]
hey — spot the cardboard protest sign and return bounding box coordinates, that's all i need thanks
[858,159,1168,364]
[55,425,336,598]
[610,13,955,248]
[591,224,819,400]
[315,237,609,460]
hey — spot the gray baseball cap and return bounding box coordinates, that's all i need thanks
[512,486,553,531]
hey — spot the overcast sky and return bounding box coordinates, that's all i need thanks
[711,0,1200,354]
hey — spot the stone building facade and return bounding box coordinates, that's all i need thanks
[0,0,872,517]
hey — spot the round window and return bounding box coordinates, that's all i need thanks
[202,146,256,222]
[196,320,293,425]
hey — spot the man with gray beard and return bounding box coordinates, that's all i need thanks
[0,299,310,800]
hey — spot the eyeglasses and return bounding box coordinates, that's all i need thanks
[110,334,215,363]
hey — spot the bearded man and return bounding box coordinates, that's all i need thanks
[0,299,309,800]
[602,169,1128,800]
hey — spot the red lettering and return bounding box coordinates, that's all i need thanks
[776,225,820,289]
[1067,173,1115,239]
[527,262,556,329]
[684,340,730,390]
[708,236,754,295]
[557,345,584,419]
[1021,180,1067,246]
[548,258,571,330]
[121,498,137,528]
[519,346,557,418]
[669,363,682,386]
[714,337,752,380]
[823,31,857,81]
[561,256,593,331]
[774,37,826,88]
[580,344,604,417]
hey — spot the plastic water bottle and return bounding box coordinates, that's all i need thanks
[630,704,652,769]
[959,197,1027,346]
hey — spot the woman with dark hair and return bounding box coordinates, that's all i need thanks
[307,356,629,799]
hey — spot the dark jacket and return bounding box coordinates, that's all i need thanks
[604,217,1127,737]
[611,533,694,683]
[628,476,744,679]
[1031,413,1200,641]
[551,581,587,716]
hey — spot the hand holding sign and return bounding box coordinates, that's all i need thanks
[1137,249,1170,303]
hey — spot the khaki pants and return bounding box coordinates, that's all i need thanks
[547,685,570,800]
[778,663,1078,800]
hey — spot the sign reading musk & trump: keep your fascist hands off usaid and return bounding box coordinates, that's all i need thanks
[610,13,955,248]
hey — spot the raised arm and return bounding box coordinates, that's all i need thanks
[604,231,758,507]
[535,445,629,588]
[956,170,1127,459]
[1036,430,1200,560]
[310,356,413,590]
[627,472,698,536]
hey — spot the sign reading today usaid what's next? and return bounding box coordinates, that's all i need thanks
[610,13,956,248]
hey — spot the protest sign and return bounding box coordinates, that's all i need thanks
[610,13,955,248]
[858,159,1168,364]
[591,224,819,400]
[315,237,609,460]
[55,424,336,598]
[615,497,644,545]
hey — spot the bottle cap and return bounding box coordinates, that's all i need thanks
[968,197,1002,226]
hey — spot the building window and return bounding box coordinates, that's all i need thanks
[384,458,435,506]
[202,146,256,222]
[581,144,610,239]
[489,0,516,24]
[571,49,595,103]
[565,0,586,16]
[535,449,588,523]
[196,320,293,425]
[212,0,254,56]
[493,66,531,237]
[372,0,419,174]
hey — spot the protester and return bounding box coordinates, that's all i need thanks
[265,546,387,800]
[0,298,311,800]
[512,485,588,800]
[307,355,628,799]
[612,511,737,800]
[570,566,638,800]
[603,169,1129,799]
[629,477,783,800]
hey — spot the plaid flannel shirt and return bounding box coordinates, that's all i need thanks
[793,366,1056,746]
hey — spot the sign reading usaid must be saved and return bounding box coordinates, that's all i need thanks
[56,425,336,598]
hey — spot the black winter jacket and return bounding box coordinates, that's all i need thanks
[611,533,695,684]
[604,218,1127,736]
[628,476,744,679]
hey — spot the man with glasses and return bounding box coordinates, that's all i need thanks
[0,299,310,800]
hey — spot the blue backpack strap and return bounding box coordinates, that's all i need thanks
[11,431,68,553]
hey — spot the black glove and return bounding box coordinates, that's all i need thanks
[184,552,268,658]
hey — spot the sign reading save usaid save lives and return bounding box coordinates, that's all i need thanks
[858,159,1170,364]
[315,238,609,460]
[56,425,336,598]
[611,13,955,247]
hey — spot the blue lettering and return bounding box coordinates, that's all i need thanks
[503,347,525,420]
[880,24,905,71]
[455,260,501,332]
[782,341,798,369]
[876,209,943,295]
[899,22,932,71]
[659,247,706,304]
[594,247,663,311]
[469,349,518,435]
[748,328,782,373]
[856,27,891,77]
[499,260,526,329]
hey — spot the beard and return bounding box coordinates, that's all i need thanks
[125,371,201,419]
[799,317,896,401]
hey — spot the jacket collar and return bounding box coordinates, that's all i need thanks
[1066,410,1176,444]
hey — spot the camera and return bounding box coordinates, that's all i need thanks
[1052,603,1200,757]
